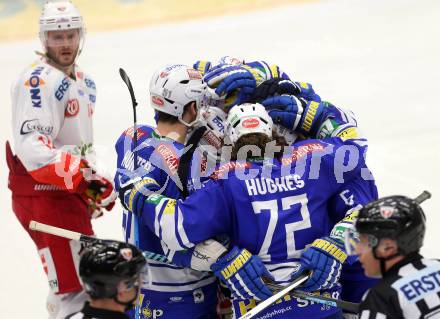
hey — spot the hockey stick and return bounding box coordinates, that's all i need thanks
[238,273,309,319]
[291,290,359,313]
[415,190,431,204]
[264,280,359,313]
[28,220,171,264]
[119,68,139,171]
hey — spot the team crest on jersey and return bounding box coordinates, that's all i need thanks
[24,66,45,107]
[120,248,133,261]
[380,206,396,219]
[65,99,80,117]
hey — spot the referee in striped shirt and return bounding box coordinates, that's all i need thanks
[346,193,440,319]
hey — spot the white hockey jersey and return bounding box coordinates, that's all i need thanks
[11,58,97,192]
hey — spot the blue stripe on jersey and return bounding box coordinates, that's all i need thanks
[148,263,184,270]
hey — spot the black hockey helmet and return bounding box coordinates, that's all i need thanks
[356,195,426,255]
[79,240,146,300]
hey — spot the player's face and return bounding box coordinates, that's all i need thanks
[356,234,381,278]
[46,29,80,67]
[117,276,141,306]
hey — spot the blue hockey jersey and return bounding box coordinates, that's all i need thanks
[128,137,373,318]
[114,125,218,319]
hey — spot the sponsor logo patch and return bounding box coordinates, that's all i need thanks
[55,77,70,101]
[157,144,179,174]
[193,288,205,303]
[84,78,96,90]
[187,69,202,80]
[25,66,45,107]
[242,118,260,129]
[20,119,53,135]
[151,95,164,106]
[281,143,325,166]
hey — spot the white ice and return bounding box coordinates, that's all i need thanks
[0,0,439,317]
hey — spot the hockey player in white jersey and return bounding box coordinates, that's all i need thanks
[6,1,116,318]
[67,240,146,319]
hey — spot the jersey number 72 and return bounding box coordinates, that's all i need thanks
[252,194,311,262]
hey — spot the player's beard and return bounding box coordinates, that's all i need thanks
[46,45,78,68]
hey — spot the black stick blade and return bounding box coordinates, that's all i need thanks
[119,67,138,107]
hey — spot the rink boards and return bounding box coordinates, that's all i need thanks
[0,0,315,42]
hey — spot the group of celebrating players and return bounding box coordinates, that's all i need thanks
[7,1,439,319]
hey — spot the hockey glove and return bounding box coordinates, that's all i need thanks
[290,237,347,292]
[251,78,301,103]
[118,175,160,213]
[210,246,273,301]
[78,164,117,212]
[261,95,305,131]
[203,64,262,109]
[296,81,322,103]
[193,60,212,76]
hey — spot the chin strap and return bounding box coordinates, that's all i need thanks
[113,289,139,311]
[372,248,401,276]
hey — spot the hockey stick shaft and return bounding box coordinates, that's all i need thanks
[29,221,170,264]
[119,68,139,170]
[238,273,309,319]
[264,279,359,313]
[291,290,359,313]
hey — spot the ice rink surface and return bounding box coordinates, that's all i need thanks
[1,0,439,316]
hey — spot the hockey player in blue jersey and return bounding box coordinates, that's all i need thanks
[114,64,229,319]
[121,102,376,318]
[198,58,379,308]
[194,56,321,112]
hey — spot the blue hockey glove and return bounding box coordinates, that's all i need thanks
[118,175,160,213]
[211,246,273,301]
[261,95,305,131]
[290,237,347,292]
[193,60,212,76]
[203,64,262,109]
[251,78,301,103]
[296,81,322,103]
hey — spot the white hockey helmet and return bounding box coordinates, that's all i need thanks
[149,64,207,127]
[225,103,273,144]
[39,1,85,54]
